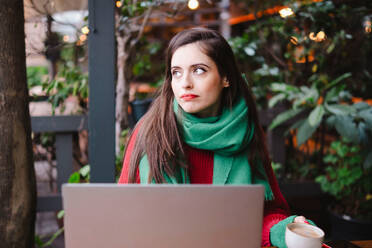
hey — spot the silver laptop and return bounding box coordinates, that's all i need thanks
[62,184,264,248]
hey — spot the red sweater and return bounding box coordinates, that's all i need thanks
[118,127,290,246]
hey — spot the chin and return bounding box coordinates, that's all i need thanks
[182,107,200,114]
[179,104,200,114]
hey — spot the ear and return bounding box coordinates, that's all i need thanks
[222,77,230,88]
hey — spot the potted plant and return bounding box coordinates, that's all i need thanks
[128,39,163,127]
[268,78,372,238]
[315,138,372,240]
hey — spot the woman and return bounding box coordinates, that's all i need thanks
[119,27,310,247]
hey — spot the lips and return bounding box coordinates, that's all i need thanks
[180,94,199,101]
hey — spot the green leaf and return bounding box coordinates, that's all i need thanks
[354,102,370,110]
[324,154,337,164]
[330,140,341,151]
[42,227,64,247]
[309,105,325,127]
[300,86,310,93]
[326,42,335,54]
[333,115,359,143]
[284,119,305,136]
[336,143,348,157]
[80,164,90,178]
[325,103,354,116]
[34,235,44,247]
[268,93,286,108]
[68,172,80,183]
[297,118,320,146]
[72,82,78,96]
[324,87,340,103]
[326,115,336,126]
[315,175,326,185]
[269,108,304,130]
[306,88,319,105]
[358,122,368,145]
[270,83,297,92]
[46,82,54,93]
[57,210,65,219]
[346,167,363,184]
[360,109,372,130]
[293,96,306,109]
[325,72,352,90]
[348,154,362,165]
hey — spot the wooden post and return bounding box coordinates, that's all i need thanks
[88,0,116,182]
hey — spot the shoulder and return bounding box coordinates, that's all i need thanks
[128,117,148,145]
[118,124,142,184]
[128,124,141,143]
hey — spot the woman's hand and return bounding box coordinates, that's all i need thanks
[294,216,308,223]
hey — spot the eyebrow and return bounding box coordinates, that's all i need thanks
[171,63,210,70]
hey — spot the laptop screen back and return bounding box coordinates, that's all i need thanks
[62,184,264,248]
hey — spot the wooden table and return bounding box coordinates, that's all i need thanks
[352,240,372,248]
[264,240,372,248]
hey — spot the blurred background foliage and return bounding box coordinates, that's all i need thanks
[230,0,372,109]
[228,0,372,220]
[228,0,372,181]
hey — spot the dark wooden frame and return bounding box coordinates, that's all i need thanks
[88,0,116,183]
[32,115,87,211]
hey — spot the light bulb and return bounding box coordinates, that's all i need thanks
[188,0,199,10]
[279,8,294,18]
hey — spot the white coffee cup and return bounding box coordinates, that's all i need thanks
[285,222,325,248]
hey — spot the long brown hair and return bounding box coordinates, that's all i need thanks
[127,27,271,183]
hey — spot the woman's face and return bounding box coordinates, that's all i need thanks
[170,43,228,118]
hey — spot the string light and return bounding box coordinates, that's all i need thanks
[279,8,294,18]
[63,35,70,42]
[364,20,371,33]
[188,0,199,10]
[79,34,87,42]
[81,26,90,35]
[309,31,326,42]
[116,1,122,8]
[290,36,298,45]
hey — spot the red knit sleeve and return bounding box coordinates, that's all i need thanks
[118,126,141,184]
[261,203,289,246]
[261,162,290,246]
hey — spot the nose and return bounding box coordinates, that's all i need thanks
[180,73,193,89]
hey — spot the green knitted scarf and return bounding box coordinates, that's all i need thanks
[139,97,273,200]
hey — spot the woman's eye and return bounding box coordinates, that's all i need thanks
[194,68,206,75]
[172,70,181,77]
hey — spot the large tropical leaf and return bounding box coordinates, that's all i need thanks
[305,87,319,105]
[360,108,372,130]
[297,118,320,146]
[358,122,368,145]
[269,108,304,130]
[325,103,354,116]
[309,105,325,127]
[324,86,343,103]
[293,95,306,109]
[326,115,336,126]
[333,115,359,143]
[354,102,370,110]
[284,119,305,136]
[268,93,286,108]
[271,83,298,92]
